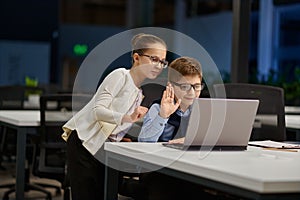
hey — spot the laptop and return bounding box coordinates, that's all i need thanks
[162,98,259,151]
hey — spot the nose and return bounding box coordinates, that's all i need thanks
[154,63,164,69]
[187,86,196,94]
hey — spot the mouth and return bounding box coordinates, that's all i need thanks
[184,97,195,101]
[151,71,160,76]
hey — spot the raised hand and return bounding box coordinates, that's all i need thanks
[159,82,181,118]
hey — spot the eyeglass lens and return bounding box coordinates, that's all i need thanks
[140,54,168,68]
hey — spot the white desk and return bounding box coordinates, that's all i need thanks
[255,114,300,140]
[285,106,300,115]
[255,115,300,130]
[0,110,72,199]
[104,142,300,200]
[286,115,300,130]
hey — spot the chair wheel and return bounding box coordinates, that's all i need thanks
[46,194,52,200]
[55,188,62,195]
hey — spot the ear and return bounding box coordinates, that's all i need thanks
[132,53,140,64]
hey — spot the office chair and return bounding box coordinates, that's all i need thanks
[0,86,50,199]
[121,83,166,143]
[31,93,91,200]
[0,85,23,168]
[0,86,44,158]
[140,83,165,108]
[213,83,286,141]
[0,85,43,171]
[1,93,91,200]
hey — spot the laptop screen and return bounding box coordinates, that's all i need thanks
[182,98,259,148]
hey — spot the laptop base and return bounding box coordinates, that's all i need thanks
[162,143,247,151]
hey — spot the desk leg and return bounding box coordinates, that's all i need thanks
[15,128,26,200]
[295,130,300,141]
[104,157,119,200]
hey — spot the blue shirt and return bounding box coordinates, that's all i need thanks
[138,103,190,142]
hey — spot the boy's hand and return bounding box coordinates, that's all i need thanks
[159,83,181,118]
[168,137,185,144]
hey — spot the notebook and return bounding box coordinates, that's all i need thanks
[162,98,259,151]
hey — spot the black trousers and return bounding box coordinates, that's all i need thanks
[66,130,105,200]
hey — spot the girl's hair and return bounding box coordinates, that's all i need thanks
[131,33,167,56]
[168,57,203,82]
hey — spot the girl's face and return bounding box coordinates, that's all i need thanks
[173,75,202,111]
[133,43,167,79]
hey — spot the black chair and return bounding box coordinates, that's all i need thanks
[1,93,91,200]
[31,93,91,200]
[213,83,286,141]
[140,83,165,108]
[0,85,44,162]
[0,85,44,158]
[121,83,166,143]
[0,86,49,199]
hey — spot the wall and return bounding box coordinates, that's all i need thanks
[0,40,50,85]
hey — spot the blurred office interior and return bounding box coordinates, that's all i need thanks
[0,0,300,105]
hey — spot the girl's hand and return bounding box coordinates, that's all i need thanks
[130,106,148,122]
[122,106,148,123]
[159,82,181,118]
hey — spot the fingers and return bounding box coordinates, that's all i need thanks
[168,137,185,144]
[162,83,174,103]
[175,98,181,108]
[139,106,148,114]
[132,106,148,122]
[136,106,148,116]
[162,90,168,100]
[165,83,174,99]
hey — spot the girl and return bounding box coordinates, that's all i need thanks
[62,33,168,200]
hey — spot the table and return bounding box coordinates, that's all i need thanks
[0,110,72,199]
[285,106,300,115]
[104,142,300,200]
[255,114,300,140]
[255,115,300,130]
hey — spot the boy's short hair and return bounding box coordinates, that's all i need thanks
[168,56,202,82]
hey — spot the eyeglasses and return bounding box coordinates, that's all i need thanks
[171,82,205,91]
[139,54,168,69]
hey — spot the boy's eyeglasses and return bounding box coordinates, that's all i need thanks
[139,54,168,69]
[171,82,205,91]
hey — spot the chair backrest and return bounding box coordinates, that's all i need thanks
[34,93,91,180]
[140,83,165,108]
[122,83,165,142]
[0,85,43,110]
[213,83,286,141]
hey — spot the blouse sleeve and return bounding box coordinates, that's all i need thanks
[92,69,128,125]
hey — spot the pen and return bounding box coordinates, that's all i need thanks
[262,147,298,152]
[281,145,300,149]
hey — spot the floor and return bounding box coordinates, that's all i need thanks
[0,160,133,200]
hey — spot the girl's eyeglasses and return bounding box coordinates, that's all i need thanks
[139,54,168,69]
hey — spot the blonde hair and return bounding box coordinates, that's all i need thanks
[168,57,202,82]
[131,33,167,56]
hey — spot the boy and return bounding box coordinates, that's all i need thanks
[138,56,204,143]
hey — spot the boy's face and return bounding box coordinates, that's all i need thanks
[173,75,202,109]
